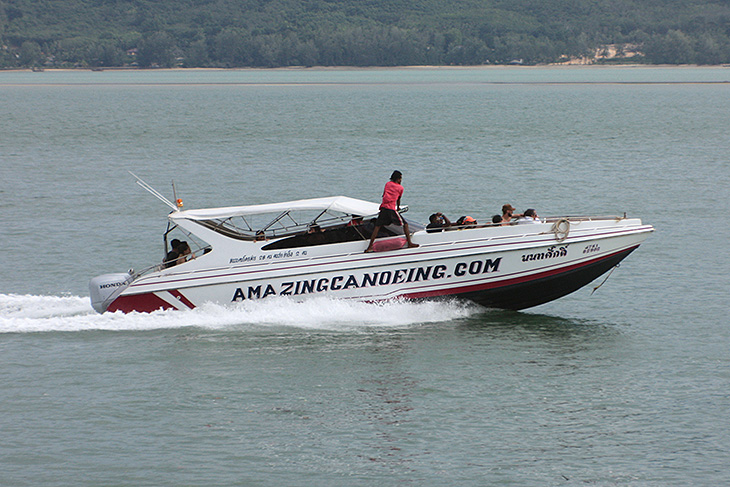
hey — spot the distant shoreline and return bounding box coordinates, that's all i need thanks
[2,64,729,73]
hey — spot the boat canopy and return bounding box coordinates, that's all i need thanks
[170,196,381,222]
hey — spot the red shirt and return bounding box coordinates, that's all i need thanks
[381,181,403,210]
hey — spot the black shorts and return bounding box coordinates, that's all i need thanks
[375,208,403,226]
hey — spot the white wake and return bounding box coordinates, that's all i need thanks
[0,293,481,333]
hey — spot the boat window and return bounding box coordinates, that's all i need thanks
[262,218,424,251]
[262,219,375,250]
[163,223,209,256]
[137,224,213,276]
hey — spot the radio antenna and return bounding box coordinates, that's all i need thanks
[172,180,184,209]
[128,171,178,211]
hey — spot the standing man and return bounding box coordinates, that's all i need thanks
[365,170,419,252]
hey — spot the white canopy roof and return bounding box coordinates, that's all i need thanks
[170,196,382,222]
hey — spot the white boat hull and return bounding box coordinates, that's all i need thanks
[103,219,652,313]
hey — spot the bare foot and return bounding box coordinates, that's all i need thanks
[364,248,374,253]
[407,243,419,248]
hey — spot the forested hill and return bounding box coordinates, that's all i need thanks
[2,0,730,68]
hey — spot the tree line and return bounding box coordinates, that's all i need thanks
[2,0,730,68]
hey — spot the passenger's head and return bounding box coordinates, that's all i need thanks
[390,170,403,182]
[492,215,502,224]
[502,204,515,216]
[524,209,537,218]
[178,241,190,254]
[170,238,181,249]
[429,213,440,223]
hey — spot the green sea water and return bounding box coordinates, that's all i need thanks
[0,67,728,486]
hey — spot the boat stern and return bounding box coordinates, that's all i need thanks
[89,272,134,313]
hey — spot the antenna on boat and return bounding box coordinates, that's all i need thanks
[172,180,184,210]
[128,171,179,211]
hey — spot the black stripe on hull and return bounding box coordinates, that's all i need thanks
[455,247,638,310]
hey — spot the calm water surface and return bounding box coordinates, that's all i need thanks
[0,67,729,486]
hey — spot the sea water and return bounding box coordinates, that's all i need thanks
[1,67,729,486]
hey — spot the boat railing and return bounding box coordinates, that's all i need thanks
[430,214,629,244]
[128,245,212,281]
[542,215,626,223]
[438,214,625,230]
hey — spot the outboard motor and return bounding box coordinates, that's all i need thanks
[89,273,133,313]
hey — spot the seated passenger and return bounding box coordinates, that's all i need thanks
[426,212,451,233]
[455,216,477,226]
[176,241,193,264]
[517,209,541,224]
[163,239,182,268]
[163,249,179,268]
[347,216,364,226]
[501,204,522,224]
[307,224,326,244]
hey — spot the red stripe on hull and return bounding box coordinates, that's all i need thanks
[168,289,197,310]
[106,292,174,313]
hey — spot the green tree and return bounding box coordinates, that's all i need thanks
[214,28,253,66]
[19,40,42,66]
[645,30,696,64]
[184,38,209,67]
[88,40,124,67]
[694,32,730,65]
[137,31,176,67]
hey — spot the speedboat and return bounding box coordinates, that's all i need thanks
[89,184,654,313]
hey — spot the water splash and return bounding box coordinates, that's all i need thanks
[0,293,481,333]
